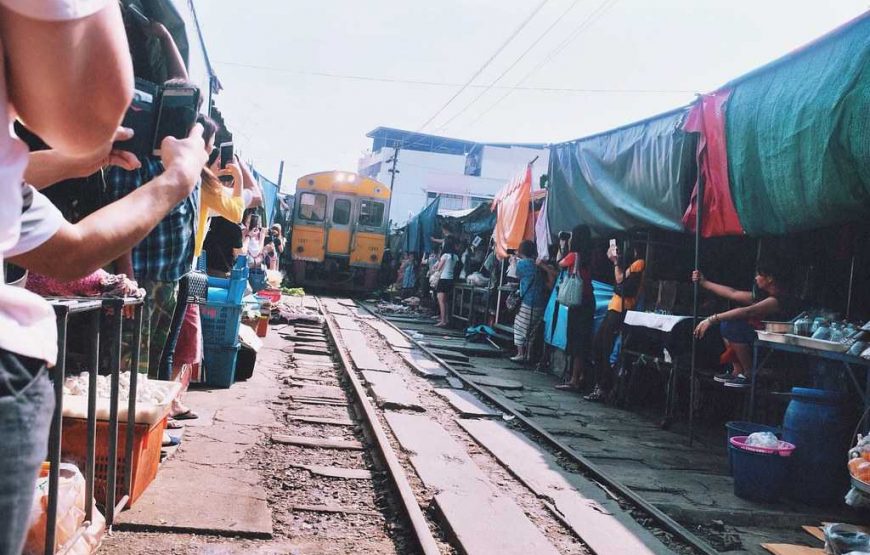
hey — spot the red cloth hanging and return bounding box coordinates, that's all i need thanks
[682,90,744,237]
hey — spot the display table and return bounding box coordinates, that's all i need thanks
[451,284,490,325]
[619,311,702,426]
[749,338,870,422]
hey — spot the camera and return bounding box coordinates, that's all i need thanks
[113,79,200,158]
[558,231,571,241]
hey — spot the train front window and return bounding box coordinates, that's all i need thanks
[358,200,385,227]
[298,192,326,221]
[332,198,351,225]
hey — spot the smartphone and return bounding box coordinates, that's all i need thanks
[220,142,234,169]
[126,5,150,26]
[152,87,200,155]
[113,82,156,157]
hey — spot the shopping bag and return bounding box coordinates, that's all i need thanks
[557,274,583,307]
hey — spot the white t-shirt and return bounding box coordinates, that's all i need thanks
[0,0,109,364]
[439,253,458,280]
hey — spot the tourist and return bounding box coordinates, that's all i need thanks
[511,240,547,362]
[432,236,460,327]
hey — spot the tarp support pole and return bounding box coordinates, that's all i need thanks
[846,254,856,319]
[689,173,704,447]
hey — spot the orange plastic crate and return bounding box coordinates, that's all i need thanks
[60,415,166,509]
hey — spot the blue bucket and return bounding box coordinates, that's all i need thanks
[725,421,781,475]
[729,443,790,502]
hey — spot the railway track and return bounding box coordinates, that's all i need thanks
[293,294,720,555]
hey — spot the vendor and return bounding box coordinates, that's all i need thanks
[692,256,800,387]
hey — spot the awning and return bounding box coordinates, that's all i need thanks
[548,108,697,236]
[723,12,870,235]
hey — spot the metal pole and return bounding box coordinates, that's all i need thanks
[277,160,284,188]
[84,310,100,523]
[124,301,144,502]
[846,254,856,319]
[689,172,705,447]
[45,307,68,555]
[105,302,122,525]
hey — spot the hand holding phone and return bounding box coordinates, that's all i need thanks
[160,123,207,196]
[152,87,200,156]
[217,162,242,188]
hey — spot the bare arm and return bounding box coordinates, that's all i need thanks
[148,22,187,80]
[10,125,207,280]
[695,272,754,305]
[238,160,263,207]
[1,2,133,156]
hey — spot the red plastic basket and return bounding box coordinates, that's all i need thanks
[730,435,796,457]
[60,416,167,508]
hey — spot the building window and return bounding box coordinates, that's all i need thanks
[298,192,327,222]
[469,196,492,208]
[332,198,351,225]
[359,200,385,227]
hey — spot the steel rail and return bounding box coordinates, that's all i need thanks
[356,301,718,555]
[315,297,441,555]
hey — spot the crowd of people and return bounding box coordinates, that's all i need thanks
[0,3,278,552]
[395,216,797,405]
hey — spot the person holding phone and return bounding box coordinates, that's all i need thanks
[263,223,285,271]
[511,240,547,362]
[244,213,267,269]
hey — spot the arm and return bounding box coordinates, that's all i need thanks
[205,166,245,223]
[147,22,187,80]
[10,125,207,280]
[24,128,140,190]
[695,297,781,338]
[239,160,263,208]
[693,271,753,305]
[1,2,133,156]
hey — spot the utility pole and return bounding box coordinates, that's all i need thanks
[277,160,285,189]
[385,146,400,228]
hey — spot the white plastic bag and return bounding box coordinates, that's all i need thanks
[24,463,105,555]
[746,431,779,448]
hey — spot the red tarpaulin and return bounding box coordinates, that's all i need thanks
[682,90,744,237]
[492,165,532,259]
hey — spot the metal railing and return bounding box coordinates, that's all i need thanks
[45,297,143,555]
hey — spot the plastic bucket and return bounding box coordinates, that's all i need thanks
[782,387,853,505]
[725,421,781,475]
[729,443,790,502]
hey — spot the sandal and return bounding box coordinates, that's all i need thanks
[554,383,581,391]
[166,419,184,430]
[583,387,605,402]
[172,410,199,421]
[162,433,181,447]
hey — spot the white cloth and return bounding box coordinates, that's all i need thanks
[0,0,109,364]
[622,310,692,333]
[6,185,64,258]
[439,253,457,280]
[242,189,254,208]
[535,196,551,261]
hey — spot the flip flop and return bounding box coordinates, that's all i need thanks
[166,419,184,430]
[554,383,581,391]
[172,410,199,421]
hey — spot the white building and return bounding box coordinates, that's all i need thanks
[358,127,549,227]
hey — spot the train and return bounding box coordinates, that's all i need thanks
[289,171,391,291]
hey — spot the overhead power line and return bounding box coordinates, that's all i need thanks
[212,60,692,95]
[437,0,584,132]
[460,0,620,131]
[415,0,551,133]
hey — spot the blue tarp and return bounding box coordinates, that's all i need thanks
[404,197,440,253]
[253,169,280,227]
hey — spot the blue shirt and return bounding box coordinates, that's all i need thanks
[105,158,199,282]
[516,258,545,307]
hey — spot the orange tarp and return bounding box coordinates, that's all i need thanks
[492,166,532,259]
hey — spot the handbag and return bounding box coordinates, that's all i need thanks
[186,270,209,304]
[506,270,537,313]
[557,273,584,307]
[429,271,441,289]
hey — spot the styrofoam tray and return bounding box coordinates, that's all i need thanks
[756,331,849,352]
[756,331,789,344]
[62,380,180,425]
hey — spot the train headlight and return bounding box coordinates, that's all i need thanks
[370,254,378,261]
[296,245,304,253]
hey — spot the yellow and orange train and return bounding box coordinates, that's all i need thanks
[289,171,390,290]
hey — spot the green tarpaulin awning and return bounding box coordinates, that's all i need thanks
[548,108,697,235]
[725,12,870,235]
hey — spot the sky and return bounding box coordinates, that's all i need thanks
[194,0,868,191]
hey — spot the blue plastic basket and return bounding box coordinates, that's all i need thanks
[201,302,243,347]
[206,257,249,306]
[203,342,239,388]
